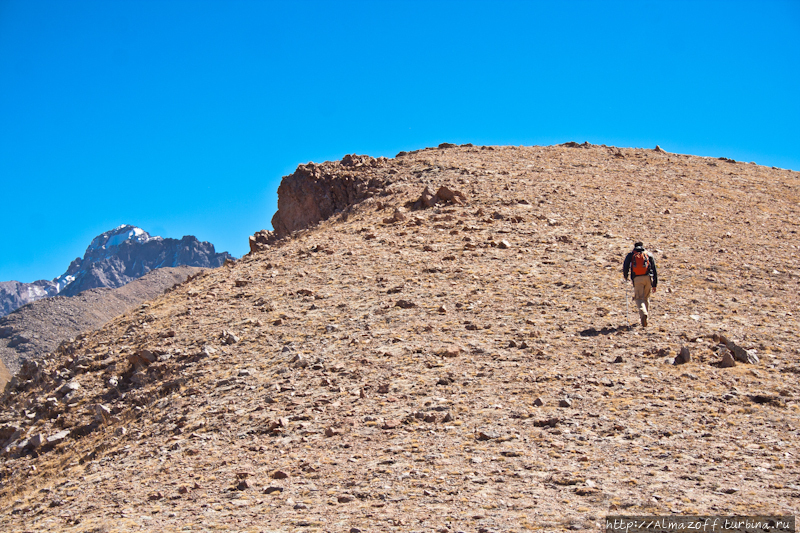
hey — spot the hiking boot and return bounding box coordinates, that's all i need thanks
[641,316,648,327]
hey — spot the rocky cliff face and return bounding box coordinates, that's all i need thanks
[0,225,234,317]
[272,154,391,238]
[1,144,798,531]
[250,154,392,251]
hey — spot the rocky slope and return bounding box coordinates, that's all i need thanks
[0,266,205,386]
[0,225,234,317]
[0,360,9,393]
[0,280,59,317]
[0,143,798,532]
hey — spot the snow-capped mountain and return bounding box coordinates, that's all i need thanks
[0,225,234,317]
[88,225,155,251]
[53,226,161,293]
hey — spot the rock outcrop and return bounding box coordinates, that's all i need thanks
[251,152,473,251]
[269,154,390,240]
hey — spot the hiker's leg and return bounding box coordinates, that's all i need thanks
[633,276,649,324]
[633,277,644,313]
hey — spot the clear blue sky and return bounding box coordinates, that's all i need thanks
[1,0,798,283]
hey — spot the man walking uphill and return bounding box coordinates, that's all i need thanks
[623,242,658,327]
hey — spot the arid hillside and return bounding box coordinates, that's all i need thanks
[1,143,798,532]
[0,266,205,383]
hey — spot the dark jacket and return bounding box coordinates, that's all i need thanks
[623,247,658,288]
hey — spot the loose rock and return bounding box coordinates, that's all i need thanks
[720,351,736,368]
[674,346,691,365]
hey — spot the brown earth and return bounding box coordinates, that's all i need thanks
[0,360,9,392]
[0,266,205,383]
[0,143,798,532]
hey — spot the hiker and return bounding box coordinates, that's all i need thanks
[622,241,658,327]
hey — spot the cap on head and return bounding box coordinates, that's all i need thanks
[634,241,644,250]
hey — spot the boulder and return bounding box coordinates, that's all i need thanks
[29,433,45,450]
[57,380,80,396]
[94,404,112,423]
[46,430,70,446]
[674,346,691,365]
[435,186,467,205]
[221,330,240,345]
[720,336,759,364]
[0,424,20,443]
[249,230,274,253]
[731,344,759,365]
[128,349,157,367]
[720,350,736,368]
[477,430,499,441]
[419,186,438,208]
[435,345,462,358]
[382,419,401,430]
[383,208,408,224]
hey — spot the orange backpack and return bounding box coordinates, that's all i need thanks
[631,250,650,276]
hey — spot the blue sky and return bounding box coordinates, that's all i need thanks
[1,0,798,283]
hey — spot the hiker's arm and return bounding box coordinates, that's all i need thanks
[622,254,630,280]
[650,254,658,288]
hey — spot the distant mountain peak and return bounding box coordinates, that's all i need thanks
[85,225,161,254]
[0,225,234,317]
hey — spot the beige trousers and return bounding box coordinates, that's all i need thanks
[633,275,651,323]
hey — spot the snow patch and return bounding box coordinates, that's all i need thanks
[105,227,147,248]
[86,225,162,255]
[55,274,75,293]
[25,286,47,299]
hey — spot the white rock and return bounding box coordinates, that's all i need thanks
[29,434,45,449]
[58,381,80,396]
[47,430,70,445]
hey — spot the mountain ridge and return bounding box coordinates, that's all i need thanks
[0,225,234,317]
[0,143,798,531]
